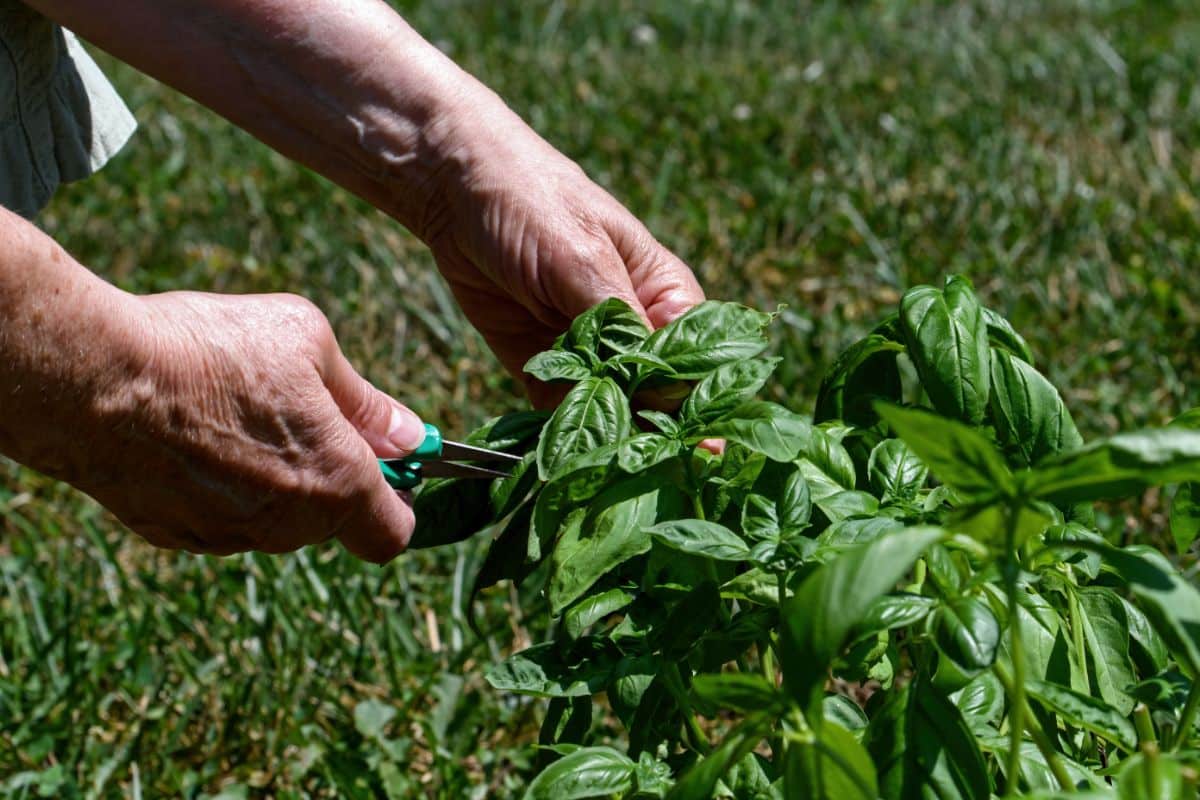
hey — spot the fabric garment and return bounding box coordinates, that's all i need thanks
[0,1,136,217]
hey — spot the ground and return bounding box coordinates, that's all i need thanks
[3,0,1200,796]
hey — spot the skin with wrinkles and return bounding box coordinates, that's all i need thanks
[0,0,704,560]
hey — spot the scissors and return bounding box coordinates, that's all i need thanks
[378,423,523,491]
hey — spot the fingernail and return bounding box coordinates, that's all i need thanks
[388,405,426,452]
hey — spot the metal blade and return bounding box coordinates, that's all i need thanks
[419,461,513,480]
[440,440,524,464]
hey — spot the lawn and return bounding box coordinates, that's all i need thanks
[4,0,1200,796]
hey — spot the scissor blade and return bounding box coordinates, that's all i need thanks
[420,461,513,480]
[440,440,524,464]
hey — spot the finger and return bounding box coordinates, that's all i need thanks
[320,347,426,459]
[334,472,416,564]
[602,211,706,328]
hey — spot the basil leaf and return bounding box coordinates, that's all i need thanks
[1025,680,1137,752]
[646,519,751,562]
[780,526,944,711]
[741,460,812,542]
[467,410,551,452]
[487,639,621,698]
[1023,428,1200,505]
[932,595,1001,673]
[701,401,814,462]
[489,452,538,521]
[876,403,1015,499]
[409,477,493,549]
[1170,482,1200,555]
[548,481,674,613]
[899,277,991,425]
[865,678,991,800]
[521,745,635,800]
[690,673,782,714]
[643,301,772,378]
[857,592,937,637]
[563,588,635,640]
[666,714,771,800]
[637,410,682,437]
[537,376,631,480]
[982,306,1034,364]
[814,333,905,426]
[1075,586,1137,715]
[561,297,650,361]
[989,348,1082,467]
[681,357,780,425]
[1116,751,1186,800]
[524,350,593,382]
[867,438,928,501]
[618,434,683,474]
[783,720,878,800]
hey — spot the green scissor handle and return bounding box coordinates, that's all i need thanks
[379,423,443,490]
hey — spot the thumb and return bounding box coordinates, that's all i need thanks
[322,349,426,458]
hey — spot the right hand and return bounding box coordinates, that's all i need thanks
[75,291,420,563]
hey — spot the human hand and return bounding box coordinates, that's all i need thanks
[414,89,706,405]
[76,292,422,562]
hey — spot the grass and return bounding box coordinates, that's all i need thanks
[4,0,1200,795]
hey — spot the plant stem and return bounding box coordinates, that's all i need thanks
[993,662,1075,792]
[662,662,711,755]
[1134,703,1157,746]
[1003,506,1027,797]
[1169,677,1200,751]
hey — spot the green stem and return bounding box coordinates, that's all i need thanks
[1169,677,1200,751]
[1003,506,1027,797]
[993,662,1075,792]
[1134,703,1157,746]
[662,662,711,755]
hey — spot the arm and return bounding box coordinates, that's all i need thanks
[0,205,419,562]
[24,0,705,396]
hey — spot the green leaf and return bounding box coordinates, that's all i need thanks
[1116,751,1186,800]
[868,438,928,500]
[1025,679,1137,751]
[932,595,1001,673]
[866,679,992,800]
[780,526,944,710]
[655,580,720,658]
[489,452,539,521]
[784,721,879,800]
[741,460,811,542]
[857,592,937,637]
[486,639,625,698]
[522,746,635,800]
[953,671,1005,734]
[549,481,675,613]
[467,410,552,452]
[876,403,1015,498]
[646,520,751,562]
[702,401,814,462]
[1023,428,1200,505]
[1096,546,1200,678]
[681,357,779,425]
[638,410,682,437]
[798,426,857,495]
[524,350,593,382]
[691,673,782,714]
[982,306,1035,364]
[1170,482,1200,555]
[899,277,991,424]
[814,333,905,426]
[1120,597,1170,675]
[633,752,674,798]
[1075,587,1137,715]
[563,588,635,640]
[988,348,1083,467]
[561,298,650,361]
[643,301,772,378]
[666,714,771,800]
[409,477,493,549]
[537,376,632,480]
[618,434,682,474]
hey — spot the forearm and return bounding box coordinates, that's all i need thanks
[24,0,513,236]
[0,207,143,480]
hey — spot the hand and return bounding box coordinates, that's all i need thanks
[77,292,422,562]
[415,89,706,404]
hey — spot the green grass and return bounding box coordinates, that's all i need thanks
[5,0,1200,795]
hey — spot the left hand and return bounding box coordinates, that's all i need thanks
[413,87,706,404]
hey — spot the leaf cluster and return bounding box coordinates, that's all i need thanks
[413,281,1200,799]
